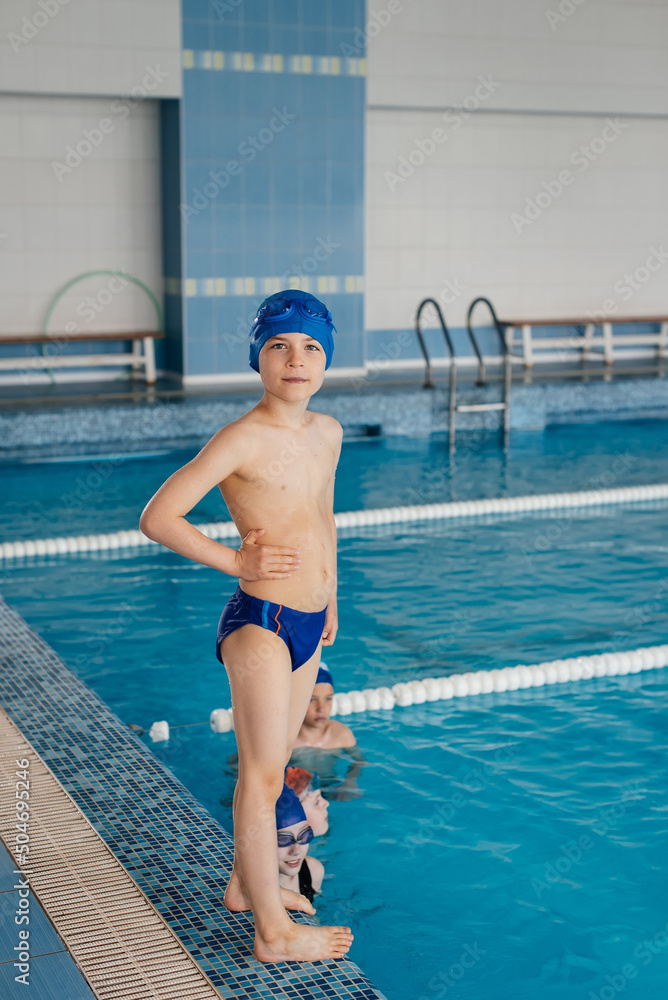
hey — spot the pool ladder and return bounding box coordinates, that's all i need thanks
[415,296,511,449]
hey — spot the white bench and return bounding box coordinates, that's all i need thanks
[0,330,163,384]
[503,316,668,368]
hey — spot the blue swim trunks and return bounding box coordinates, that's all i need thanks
[215,586,327,671]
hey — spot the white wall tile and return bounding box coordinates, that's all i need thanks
[0,0,181,98]
[366,106,668,330]
[0,93,161,335]
[367,0,668,115]
[0,294,32,331]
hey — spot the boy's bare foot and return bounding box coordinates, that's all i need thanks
[255,922,353,964]
[224,866,315,915]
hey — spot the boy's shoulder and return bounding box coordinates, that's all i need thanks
[212,410,273,448]
[311,411,343,443]
[204,415,260,462]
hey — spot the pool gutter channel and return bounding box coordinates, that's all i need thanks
[0,707,224,1000]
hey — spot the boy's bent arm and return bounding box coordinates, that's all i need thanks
[140,426,253,577]
[139,426,243,575]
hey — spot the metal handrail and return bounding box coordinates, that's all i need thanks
[415,295,512,448]
[415,298,456,389]
[466,296,511,444]
[466,297,510,384]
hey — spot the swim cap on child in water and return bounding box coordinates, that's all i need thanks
[248,289,336,373]
[275,783,307,828]
[316,664,333,687]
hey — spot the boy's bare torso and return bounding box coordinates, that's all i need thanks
[219,409,338,612]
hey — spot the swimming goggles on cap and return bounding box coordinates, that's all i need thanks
[255,297,333,326]
[277,826,314,848]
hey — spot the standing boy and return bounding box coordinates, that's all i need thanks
[140,289,352,962]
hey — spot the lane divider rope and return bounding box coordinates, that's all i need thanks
[2,482,668,562]
[146,643,668,739]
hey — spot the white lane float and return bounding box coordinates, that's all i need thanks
[197,644,668,730]
[148,720,170,742]
[2,483,668,561]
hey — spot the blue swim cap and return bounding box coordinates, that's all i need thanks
[249,289,336,373]
[316,664,333,687]
[276,783,307,829]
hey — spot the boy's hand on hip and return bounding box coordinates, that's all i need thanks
[234,528,301,580]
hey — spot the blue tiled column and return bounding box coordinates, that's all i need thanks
[179,0,366,379]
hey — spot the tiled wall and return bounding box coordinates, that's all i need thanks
[0,0,365,385]
[364,0,668,360]
[177,0,366,380]
[367,0,668,115]
[0,0,180,382]
[366,112,668,344]
[0,94,166,373]
[2,0,666,384]
[0,0,181,98]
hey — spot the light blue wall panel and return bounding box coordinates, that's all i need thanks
[179,0,366,378]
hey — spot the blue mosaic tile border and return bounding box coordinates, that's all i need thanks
[0,597,387,1000]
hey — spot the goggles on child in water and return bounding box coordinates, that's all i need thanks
[248,289,336,373]
[277,825,314,848]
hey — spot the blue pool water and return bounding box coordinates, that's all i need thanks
[2,419,668,999]
[3,418,668,542]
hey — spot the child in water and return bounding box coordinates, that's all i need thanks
[290,665,366,801]
[276,784,323,905]
[293,664,355,749]
[140,290,352,963]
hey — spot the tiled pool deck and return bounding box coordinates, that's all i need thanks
[0,597,387,1000]
[0,708,223,1000]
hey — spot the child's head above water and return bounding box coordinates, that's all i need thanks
[302,662,335,730]
[248,289,336,373]
[275,782,314,877]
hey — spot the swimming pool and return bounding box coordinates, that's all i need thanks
[2,419,668,999]
[4,417,668,543]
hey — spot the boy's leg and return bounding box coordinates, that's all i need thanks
[224,624,315,915]
[228,641,322,912]
[221,625,352,962]
[285,642,322,755]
